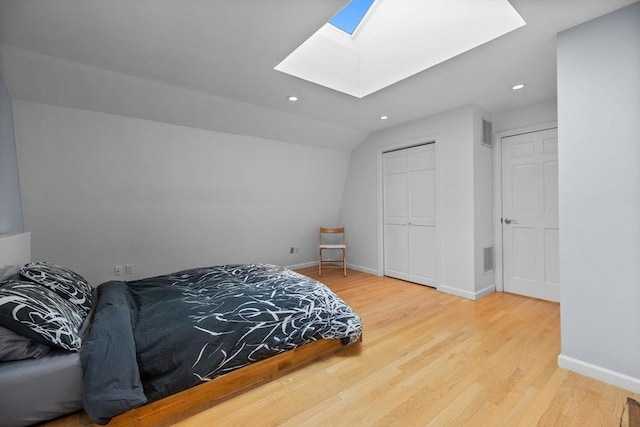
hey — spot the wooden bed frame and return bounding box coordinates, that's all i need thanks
[46,337,361,427]
[1,234,360,426]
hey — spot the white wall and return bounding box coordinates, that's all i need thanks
[13,101,350,286]
[557,2,640,392]
[492,98,557,135]
[473,108,494,296]
[339,105,493,299]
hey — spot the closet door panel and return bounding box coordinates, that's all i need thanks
[409,224,437,285]
[383,144,437,287]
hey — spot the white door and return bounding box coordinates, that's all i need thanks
[383,144,437,286]
[502,128,559,302]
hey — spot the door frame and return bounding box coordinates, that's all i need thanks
[376,135,440,287]
[492,121,558,292]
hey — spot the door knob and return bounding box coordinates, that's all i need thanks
[504,218,517,225]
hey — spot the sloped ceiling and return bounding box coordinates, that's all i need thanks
[0,0,637,151]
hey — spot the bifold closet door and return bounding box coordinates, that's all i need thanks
[383,144,437,287]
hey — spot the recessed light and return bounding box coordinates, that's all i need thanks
[379,115,389,120]
[511,84,525,90]
[288,96,299,102]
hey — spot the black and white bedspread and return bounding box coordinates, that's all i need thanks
[81,264,362,424]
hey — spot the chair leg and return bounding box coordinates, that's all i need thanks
[319,248,348,276]
[343,249,347,276]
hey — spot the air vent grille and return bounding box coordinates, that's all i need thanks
[482,119,493,147]
[483,246,494,273]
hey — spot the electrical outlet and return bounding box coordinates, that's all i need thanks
[114,265,123,276]
[125,264,134,275]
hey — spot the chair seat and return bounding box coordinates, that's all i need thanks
[319,244,346,249]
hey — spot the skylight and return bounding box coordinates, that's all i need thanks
[328,0,375,35]
[275,0,526,98]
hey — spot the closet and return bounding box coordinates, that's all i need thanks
[383,143,437,287]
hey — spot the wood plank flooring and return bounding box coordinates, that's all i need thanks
[172,268,639,427]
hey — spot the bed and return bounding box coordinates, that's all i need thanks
[0,233,362,426]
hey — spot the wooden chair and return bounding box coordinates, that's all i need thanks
[318,227,347,276]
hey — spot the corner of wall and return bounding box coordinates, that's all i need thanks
[0,72,24,235]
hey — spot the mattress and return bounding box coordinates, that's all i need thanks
[0,350,83,427]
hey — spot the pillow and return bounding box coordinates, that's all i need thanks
[0,325,53,361]
[0,280,84,351]
[20,262,92,314]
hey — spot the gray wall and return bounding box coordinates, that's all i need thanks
[13,101,351,285]
[0,73,23,236]
[557,2,640,391]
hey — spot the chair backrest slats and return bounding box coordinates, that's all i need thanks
[319,227,345,245]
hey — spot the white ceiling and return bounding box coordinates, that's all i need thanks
[0,0,637,151]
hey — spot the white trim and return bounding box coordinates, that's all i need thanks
[347,263,378,275]
[285,261,318,271]
[286,261,378,276]
[376,135,441,283]
[558,354,640,393]
[376,149,385,276]
[474,284,496,300]
[493,121,558,293]
[438,283,495,300]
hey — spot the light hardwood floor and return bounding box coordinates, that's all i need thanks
[172,268,638,427]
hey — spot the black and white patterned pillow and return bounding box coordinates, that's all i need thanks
[21,262,92,314]
[0,280,84,351]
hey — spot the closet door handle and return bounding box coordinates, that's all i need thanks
[504,218,518,225]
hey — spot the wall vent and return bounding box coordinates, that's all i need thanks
[483,246,494,273]
[482,119,493,147]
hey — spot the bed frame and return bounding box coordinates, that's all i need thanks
[1,233,360,426]
[46,337,360,427]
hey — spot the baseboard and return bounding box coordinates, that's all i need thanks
[286,261,318,270]
[475,284,496,300]
[287,261,378,276]
[346,263,378,276]
[438,284,495,301]
[558,354,640,393]
[438,285,475,300]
